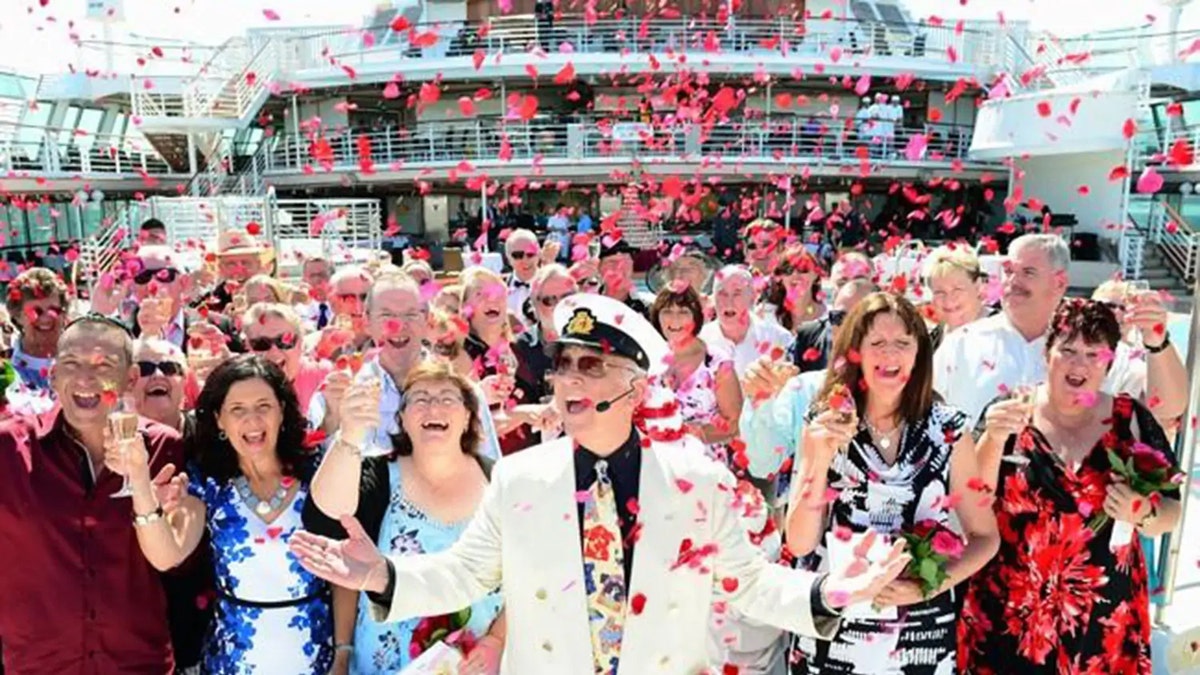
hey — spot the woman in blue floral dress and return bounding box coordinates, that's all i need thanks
[114,355,333,674]
[305,361,505,675]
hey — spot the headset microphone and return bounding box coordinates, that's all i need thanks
[594,387,636,413]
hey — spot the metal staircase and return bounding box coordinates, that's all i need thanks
[616,184,660,249]
[1125,196,1197,306]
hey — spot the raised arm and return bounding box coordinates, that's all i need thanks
[108,435,206,572]
[311,380,381,518]
[785,409,854,557]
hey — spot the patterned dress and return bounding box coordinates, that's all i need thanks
[188,469,333,674]
[957,395,1175,674]
[792,403,966,675]
[349,461,503,674]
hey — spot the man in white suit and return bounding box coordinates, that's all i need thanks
[291,294,908,674]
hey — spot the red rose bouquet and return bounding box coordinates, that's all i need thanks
[1090,441,1183,549]
[409,607,474,660]
[899,520,965,598]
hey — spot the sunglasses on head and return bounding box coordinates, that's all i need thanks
[1098,300,1125,313]
[137,360,184,377]
[134,267,180,285]
[552,351,635,379]
[510,250,538,261]
[248,335,297,352]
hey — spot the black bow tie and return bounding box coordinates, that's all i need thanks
[511,279,530,289]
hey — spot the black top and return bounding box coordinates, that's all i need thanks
[511,329,553,405]
[302,455,495,543]
[575,428,642,582]
[789,316,832,372]
[622,295,651,319]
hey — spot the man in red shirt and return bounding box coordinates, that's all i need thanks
[0,315,183,674]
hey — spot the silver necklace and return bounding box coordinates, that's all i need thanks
[864,419,905,451]
[233,476,289,517]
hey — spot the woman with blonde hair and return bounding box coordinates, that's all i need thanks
[922,245,993,349]
[243,302,332,411]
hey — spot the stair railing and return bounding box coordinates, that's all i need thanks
[1152,201,1200,283]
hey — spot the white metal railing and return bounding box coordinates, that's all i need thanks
[149,195,277,250]
[1150,200,1200,283]
[77,202,152,283]
[264,118,978,173]
[1119,229,1146,281]
[274,198,382,271]
[280,15,980,73]
[0,121,177,176]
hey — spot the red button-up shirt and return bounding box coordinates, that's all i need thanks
[0,408,182,675]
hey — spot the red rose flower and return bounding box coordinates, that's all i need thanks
[1130,443,1170,474]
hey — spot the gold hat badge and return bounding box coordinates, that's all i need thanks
[566,308,596,336]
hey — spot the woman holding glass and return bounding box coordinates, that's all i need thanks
[786,292,999,674]
[959,299,1181,674]
[107,354,333,674]
[304,361,505,675]
[757,245,825,335]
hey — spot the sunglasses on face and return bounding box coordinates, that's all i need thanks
[336,292,368,303]
[537,293,573,308]
[137,360,184,377]
[581,277,602,289]
[510,250,538,261]
[829,310,847,327]
[134,267,180,285]
[1098,300,1125,314]
[248,335,297,352]
[552,352,634,379]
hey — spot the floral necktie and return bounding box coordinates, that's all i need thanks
[582,459,626,674]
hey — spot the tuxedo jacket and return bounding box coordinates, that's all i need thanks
[370,435,838,674]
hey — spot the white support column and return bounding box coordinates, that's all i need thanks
[187,133,199,196]
[481,180,489,253]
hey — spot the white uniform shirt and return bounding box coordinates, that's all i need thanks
[934,313,1145,426]
[700,315,794,380]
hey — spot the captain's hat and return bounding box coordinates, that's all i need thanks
[552,293,668,373]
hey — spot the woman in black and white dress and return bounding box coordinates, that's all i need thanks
[785,292,999,674]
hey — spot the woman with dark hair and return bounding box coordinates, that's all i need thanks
[786,292,999,674]
[108,354,333,674]
[959,299,1181,674]
[304,361,505,675]
[757,245,825,335]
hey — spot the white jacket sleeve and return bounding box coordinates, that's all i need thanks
[708,463,840,640]
[369,459,506,623]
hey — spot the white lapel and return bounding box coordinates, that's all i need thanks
[620,440,690,668]
[512,438,594,673]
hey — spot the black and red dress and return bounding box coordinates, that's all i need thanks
[958,394,1177,674]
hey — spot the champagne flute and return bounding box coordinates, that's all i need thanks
[109,400,140,499]
[1003,385,1036,466]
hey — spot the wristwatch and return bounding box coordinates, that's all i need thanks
[1145,333,1172,355]
[133,506,165,527]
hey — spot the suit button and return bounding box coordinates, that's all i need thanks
[541,640,553,653]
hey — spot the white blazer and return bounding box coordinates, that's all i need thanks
[369,435,839,674]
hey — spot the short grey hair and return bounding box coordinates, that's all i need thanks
[530,263,574,298]
[504,229,539,259]
[1009,234,1070,272]
[330,265,373,289]
[367,272,423,315]
[713,264,754,292]
[133,337,186,366]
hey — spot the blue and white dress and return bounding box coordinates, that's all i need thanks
[351,460,502,674]
[189,469,334,674]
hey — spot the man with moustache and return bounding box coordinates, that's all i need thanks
[935,233,1188,426]
[306,265,373,359]
[504,229,542,325]
[0,316,183,674]
[289,293,909,674]
[196,230,274,313]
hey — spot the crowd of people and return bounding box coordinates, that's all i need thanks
[0,212,1190,675]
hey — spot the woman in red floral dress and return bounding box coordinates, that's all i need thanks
[958,299,1182,674]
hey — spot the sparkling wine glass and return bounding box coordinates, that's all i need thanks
[109,402,140,498]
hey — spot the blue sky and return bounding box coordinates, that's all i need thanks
[0,0,1195,74]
